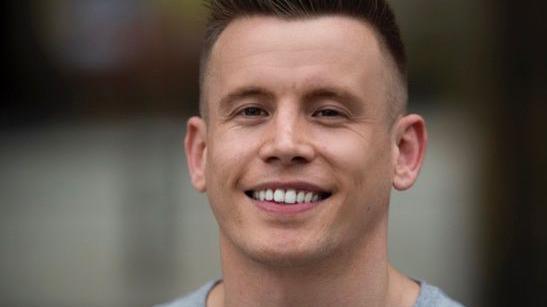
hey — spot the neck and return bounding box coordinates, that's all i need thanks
[210,219,418,307]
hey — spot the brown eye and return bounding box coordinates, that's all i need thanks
[314,109,341,117]
[240,107,268,117]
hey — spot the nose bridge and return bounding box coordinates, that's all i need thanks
[259,99,315,164]
[273,102,300,146]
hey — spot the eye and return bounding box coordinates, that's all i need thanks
[313,109,342,117]
[312,107,349,119]
[237,106,269,117]
[310,106,352,125]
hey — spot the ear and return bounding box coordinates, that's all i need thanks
[184,116,208,192]
[392,114,428,190]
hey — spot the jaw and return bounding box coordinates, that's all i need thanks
[219,223,340,269]
[215,194,348,269]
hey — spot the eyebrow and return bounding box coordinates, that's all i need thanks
[218,86,275,113]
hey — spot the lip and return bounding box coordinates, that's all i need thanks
[252,199,320,214]
[244,180,331,215]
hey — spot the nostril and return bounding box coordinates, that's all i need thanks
[291,156,309,163]
[263,155,309,165]
[258,135,315,165]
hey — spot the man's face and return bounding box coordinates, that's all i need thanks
[197,16,400,265]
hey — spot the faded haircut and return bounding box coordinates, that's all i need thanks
[199,0,408,121]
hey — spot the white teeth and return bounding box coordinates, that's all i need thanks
[304,192,313,203]
[265,189,273,201]
[297,191,305,203]
[251,188,326,204]
[273,189,285,202]
[284,190,296,204]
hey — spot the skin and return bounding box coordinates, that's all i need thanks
[185,16,427,307]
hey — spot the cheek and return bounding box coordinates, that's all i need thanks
[313,127,393,190]
[204,132,248,228]
[207,129,249,172]
[204,126,263,195]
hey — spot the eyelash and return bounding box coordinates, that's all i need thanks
[312,107,349,119]
[237,106,269,117]
[232,105,350,123]
[313,108,342,117]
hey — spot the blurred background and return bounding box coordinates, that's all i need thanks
[2,0,546,306]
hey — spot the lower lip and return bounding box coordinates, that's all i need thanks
[253,199,320,215]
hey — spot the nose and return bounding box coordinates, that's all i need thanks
[258,110,316,166]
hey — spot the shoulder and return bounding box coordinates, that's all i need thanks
[154,280,219,307]
[414,281,465,307]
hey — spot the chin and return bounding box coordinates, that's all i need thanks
[246,248,326,268]
[238,234,340,268]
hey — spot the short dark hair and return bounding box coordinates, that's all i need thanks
[199,0,407,118]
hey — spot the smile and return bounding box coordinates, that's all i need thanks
[245,188,331,205]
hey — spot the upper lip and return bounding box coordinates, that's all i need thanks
[244,181,332,193]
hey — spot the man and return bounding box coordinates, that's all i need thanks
[159,0,463,306]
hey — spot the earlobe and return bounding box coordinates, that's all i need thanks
[392,114,428,191]
[184,116,208,192]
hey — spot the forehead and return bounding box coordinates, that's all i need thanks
[204,15,390,111]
